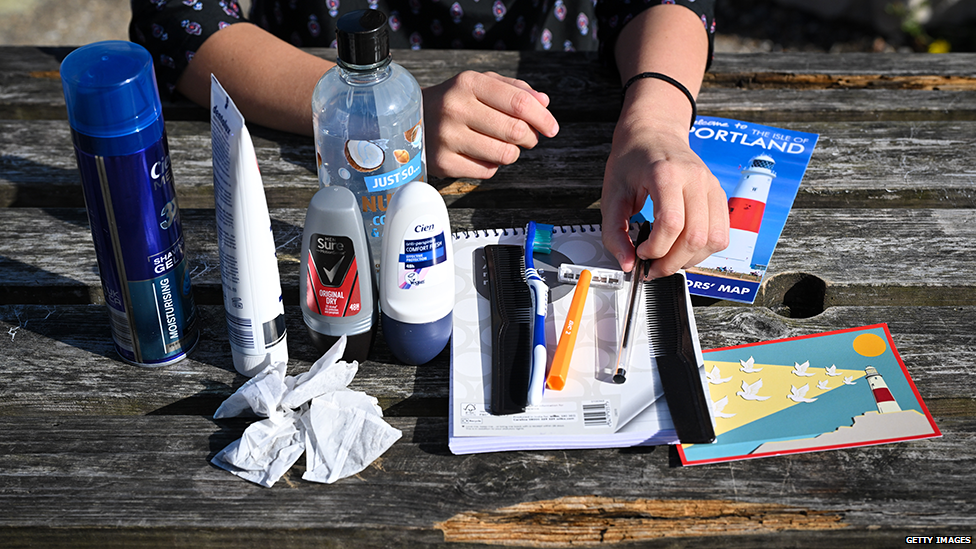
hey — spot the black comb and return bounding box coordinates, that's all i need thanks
[484,245,534,415]
[645,274,716,444]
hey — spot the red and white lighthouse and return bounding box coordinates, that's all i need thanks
[720,154,776,269]
[865,366,901,413]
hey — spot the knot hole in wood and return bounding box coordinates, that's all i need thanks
[758,272,827,319]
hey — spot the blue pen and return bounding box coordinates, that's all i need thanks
[524,221,553,405]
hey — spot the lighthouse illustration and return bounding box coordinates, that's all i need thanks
[719,154,777,270]
[865,366,902,413]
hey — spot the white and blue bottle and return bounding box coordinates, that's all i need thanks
[380,181,454,365]
[311,9,426,276]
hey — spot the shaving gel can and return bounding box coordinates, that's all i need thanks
[59,41,198,366]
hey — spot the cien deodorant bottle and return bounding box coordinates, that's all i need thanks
[300,185,377,363]
[380,181,454,365]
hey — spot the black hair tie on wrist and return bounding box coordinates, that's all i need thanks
[621,72,697,129]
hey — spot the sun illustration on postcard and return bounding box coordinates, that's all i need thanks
[678,324,941,466]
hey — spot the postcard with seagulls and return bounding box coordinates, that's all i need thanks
[637,116,819,304]
[678,324,941,466]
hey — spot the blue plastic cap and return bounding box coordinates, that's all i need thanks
[60,41,162,140]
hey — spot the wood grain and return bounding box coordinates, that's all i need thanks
[1,304,972,417]
[0,413,971,544]
[2,46,974,545]
[4,119,975,209]
[3,48,976,122]
[1,208,974,306]
[435,497,846,545]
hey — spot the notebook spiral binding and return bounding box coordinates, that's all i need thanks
[453,224,602,240]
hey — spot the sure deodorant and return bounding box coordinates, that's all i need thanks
[60,41,198,366]
[301,185,378,363]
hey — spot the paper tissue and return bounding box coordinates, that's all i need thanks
[211,335,401,487]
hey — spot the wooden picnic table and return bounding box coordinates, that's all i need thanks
[1,46,974,547]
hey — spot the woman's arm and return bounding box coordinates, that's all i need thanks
[600,4,729,278]
[174,25,559,179]
[176,22,333,136]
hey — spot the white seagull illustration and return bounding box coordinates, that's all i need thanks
[825,364,841,377]
[736,379,771,401]
[791,360,815,377]
[843,376,857,385]
[817,379,830,390]
[739,356,763,373]
[706,365,732,385]
[788,384,818,403]
[712,396,736,419]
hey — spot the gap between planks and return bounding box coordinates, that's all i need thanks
[705,73,976,91]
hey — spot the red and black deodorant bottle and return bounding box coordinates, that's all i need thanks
[300,185,378,362]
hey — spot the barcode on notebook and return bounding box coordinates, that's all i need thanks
[582,400,611,428]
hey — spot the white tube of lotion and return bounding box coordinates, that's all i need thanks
[210,75,288,376]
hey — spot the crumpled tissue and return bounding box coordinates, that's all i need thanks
[211,335,401,487]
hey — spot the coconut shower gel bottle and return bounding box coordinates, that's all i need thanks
[312,9,426,276]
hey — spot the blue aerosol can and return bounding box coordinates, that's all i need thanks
[60,41,198,366]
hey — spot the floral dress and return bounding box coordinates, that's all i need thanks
[130,0,715,97]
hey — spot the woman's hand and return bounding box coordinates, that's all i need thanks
[601,115,729,279]
[422,71,559,179]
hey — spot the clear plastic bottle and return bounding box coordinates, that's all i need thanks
[312,9,426,276]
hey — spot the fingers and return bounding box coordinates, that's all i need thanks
[423,71,559,179]
[641,168,704,279]
[643,168,728,280]
[497,73,552,107]
[478,72,558,136]
[600,208,638,274]
[427,148,501,180]
[446,72,557,140]
[599,166,640,273]
[601,137,730,280]
[696,182,731,265]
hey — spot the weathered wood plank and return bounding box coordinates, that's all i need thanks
[3,48,976,123]
[705,52,976,79]
[700,88,976,123]
[705,52,976,92]
[0,413,971,540]
[0,304,971,418]
[6,48,975,89]
[3,47,973,546]
[1,208,974,307]
[2,120,975,209]
[0,527,970,549]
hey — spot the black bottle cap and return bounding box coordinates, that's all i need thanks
[336,9,390,67]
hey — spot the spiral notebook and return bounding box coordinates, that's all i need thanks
[448,224,711,455]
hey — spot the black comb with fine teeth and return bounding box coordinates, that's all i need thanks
[484,244,533,415]
[645,273,715,444]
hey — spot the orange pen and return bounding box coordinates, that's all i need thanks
[546,269,592,391]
